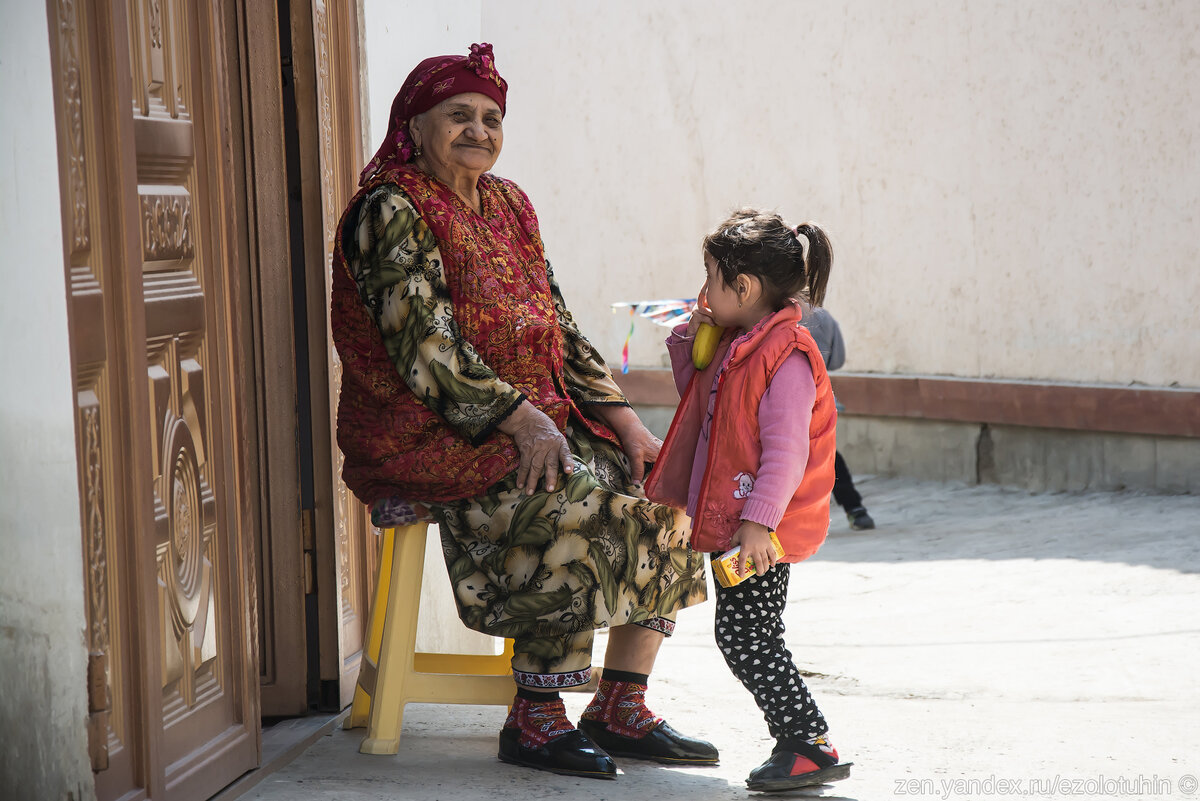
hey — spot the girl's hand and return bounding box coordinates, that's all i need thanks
[729,521,778,578]
[687,293,716,338]
[498,400,573,495]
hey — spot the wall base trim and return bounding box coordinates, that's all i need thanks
[614,369,1200,439]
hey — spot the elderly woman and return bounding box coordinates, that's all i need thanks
[330,44,716,779]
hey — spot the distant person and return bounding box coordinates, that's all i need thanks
[802,308,876,530]
[645,209,851,791]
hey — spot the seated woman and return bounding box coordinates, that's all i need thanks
[330,43,716,779]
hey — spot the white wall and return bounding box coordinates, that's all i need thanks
[364,1,1200,388]
[0,3,95,800]
[364,0,484,155]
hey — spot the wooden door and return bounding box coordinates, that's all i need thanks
[49,0,260,798]
[288,0,376,710]
[238,0,311,720]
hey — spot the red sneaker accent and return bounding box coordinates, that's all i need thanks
[788,755,823,776]
[783,736,839,776]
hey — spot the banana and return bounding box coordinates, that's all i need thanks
[692,322,725,370]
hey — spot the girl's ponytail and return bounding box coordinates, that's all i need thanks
[704,210,833,309]
[795,222,832,307]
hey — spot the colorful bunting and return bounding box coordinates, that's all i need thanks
[610,299,697,373]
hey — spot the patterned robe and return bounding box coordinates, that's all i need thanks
[331,168,706,670]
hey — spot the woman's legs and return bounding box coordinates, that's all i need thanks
[601,620,664,674]
[429,424,710,771]
[510,629,595,691]
[581,622,666,736]
[501,619,715,774]
[500,628,617,779]
[577,619,719,764]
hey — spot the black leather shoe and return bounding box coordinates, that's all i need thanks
[577,718,719,765]
[498,727,617,780]
[847,506,875,530]
[746,749,851,792]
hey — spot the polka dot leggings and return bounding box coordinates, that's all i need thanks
[714,563,828,743]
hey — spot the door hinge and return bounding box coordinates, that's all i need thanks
[301,508,315,551]
[86,652,109,772]
[302,508,316,594]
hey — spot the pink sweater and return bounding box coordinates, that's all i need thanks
[666,321,816,531]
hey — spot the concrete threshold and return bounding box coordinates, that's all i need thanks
[211,711,347,801]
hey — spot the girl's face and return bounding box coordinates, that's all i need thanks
[701,252,744,328]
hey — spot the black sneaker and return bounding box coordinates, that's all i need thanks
[846,507,875,530]
[746,737,851,792]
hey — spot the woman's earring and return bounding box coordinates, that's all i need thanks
[413,144,423,158]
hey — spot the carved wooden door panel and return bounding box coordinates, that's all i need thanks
[129,1,259,794]
[49,0,259,798]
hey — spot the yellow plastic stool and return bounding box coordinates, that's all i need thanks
[347,523,515,755]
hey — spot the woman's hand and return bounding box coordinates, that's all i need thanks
[498,401,573,495]
[590,405,661,484]
[729,521,778,578]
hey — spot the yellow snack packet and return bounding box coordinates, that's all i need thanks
[710,530,786,588]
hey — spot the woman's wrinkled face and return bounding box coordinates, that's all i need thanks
[410,92,503,179]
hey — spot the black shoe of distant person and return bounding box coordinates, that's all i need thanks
[846,507,875,530]
[498,727,617,780]
[577,718,719,765]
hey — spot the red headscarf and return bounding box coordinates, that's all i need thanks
[359,42,508,186]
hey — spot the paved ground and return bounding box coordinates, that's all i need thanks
[242,478,1200,800]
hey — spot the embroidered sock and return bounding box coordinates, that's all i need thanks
[580,669,663,739]
[503,692,575,748]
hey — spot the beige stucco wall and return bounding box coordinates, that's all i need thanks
[0,3,96,800]
[364,0,1199,389]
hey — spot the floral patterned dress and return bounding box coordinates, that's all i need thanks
[339,175,707,681]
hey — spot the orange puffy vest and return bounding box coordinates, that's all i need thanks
[645,304,837,562]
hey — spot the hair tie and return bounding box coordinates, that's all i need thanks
[794,227,811,264]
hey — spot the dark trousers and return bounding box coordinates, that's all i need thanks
[831,451,863,511]
[714,564,828,742]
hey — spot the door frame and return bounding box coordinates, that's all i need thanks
[284,0,375,712]
[227,0,311,719]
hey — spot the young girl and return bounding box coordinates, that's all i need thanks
[644,209,849,791]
